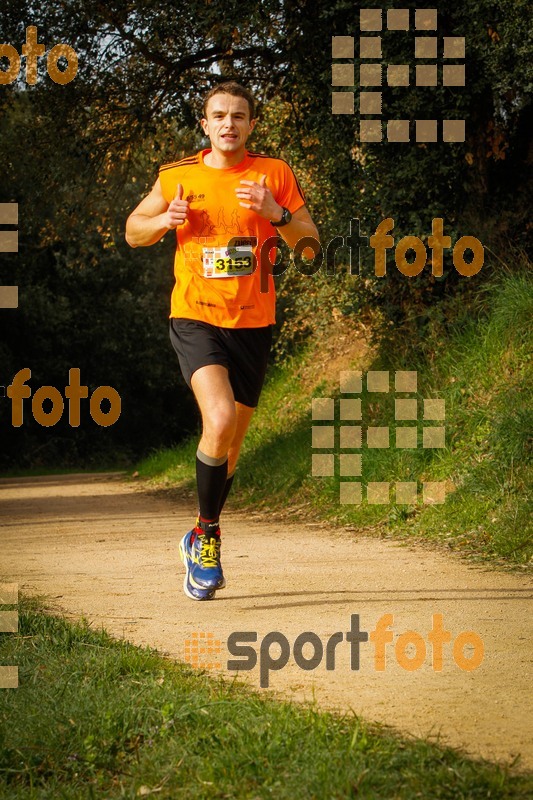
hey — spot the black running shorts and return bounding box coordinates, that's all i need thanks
[169,318,273,408]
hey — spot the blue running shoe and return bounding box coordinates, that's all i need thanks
[179,531,217,601]
[180,528,226,591]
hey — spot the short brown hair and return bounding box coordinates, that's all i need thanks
[202,82,256,121]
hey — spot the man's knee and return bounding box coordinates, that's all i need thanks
[203,406,237,447]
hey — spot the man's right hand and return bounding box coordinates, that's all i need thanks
[126,178,189,247]
[165,183,189,229]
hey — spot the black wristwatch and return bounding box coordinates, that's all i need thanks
[270,206,292,227]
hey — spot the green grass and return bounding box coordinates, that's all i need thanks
[136,269,532,567]
[1,598,531,798]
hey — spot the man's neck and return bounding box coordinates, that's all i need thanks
[203,148,247,169]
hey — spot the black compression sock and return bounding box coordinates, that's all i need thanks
[196,449,228,522]
[197,517,221,537]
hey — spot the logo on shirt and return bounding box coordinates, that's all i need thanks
[230,237,257,248]
[186,193,206,202]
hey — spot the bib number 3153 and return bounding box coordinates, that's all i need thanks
[202,246,255,278]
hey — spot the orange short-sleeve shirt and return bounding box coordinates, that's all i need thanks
[158,149,306,328]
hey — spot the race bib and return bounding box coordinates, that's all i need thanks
[202,246,255,278]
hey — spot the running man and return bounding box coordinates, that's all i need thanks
[125,82,319,600]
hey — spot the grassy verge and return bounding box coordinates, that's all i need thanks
[136,267,532,568]
[0,598,531,799]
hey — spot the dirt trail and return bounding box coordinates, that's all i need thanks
[1,473,532,770]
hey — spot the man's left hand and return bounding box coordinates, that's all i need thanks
[234,175,283,221]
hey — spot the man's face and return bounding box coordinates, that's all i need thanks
[201,94,256,155]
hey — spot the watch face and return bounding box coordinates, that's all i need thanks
[278,207,291,225]
[271,207,292,227]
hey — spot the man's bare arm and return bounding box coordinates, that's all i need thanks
[276,205,319,253]
[125,179,189,248]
